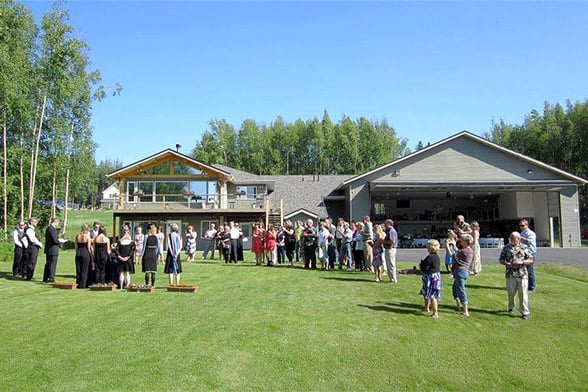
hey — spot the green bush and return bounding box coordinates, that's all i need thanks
[0,242,13,263]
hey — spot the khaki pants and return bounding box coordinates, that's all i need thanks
[506,276,530,316]
[383,248,397,282]
[363,242,373,270]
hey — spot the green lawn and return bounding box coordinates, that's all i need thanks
[0,252,587,391]
[60,209,114,237]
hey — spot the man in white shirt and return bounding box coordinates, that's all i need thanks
[12,221,27,278]
[202,223,218,260]
[229,221,242,263]
[23,217,42,281]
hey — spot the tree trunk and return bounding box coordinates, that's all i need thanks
[62,122,74,235]
[2,119,7,239]
[28,95,47,218]
[19,131,24,222]
[51,164,57,218]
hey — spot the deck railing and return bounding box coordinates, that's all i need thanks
[116,193,276,211]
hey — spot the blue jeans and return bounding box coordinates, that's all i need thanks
[527,260,536,290]
[338,242,352,269]
[452,267,470,304]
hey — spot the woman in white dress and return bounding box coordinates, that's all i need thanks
[185,225,197,262]
[470,221,482,275]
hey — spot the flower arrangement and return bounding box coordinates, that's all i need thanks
[168,283,195,287]
[126,283,155,292]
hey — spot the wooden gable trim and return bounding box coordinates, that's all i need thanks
[107,149,233,181]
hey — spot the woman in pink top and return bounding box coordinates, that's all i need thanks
[264,224,277,266]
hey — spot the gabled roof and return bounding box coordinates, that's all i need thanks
[341,131,588,186]
[212,164,276,192]
[267,174,352,219]
[103,182,119,192]
[107,149,233,181]
[284,208,319,220]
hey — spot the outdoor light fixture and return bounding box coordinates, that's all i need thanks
[527,168,534,175]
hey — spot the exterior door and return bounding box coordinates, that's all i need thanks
[241,223,252,251]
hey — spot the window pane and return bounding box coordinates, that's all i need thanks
[236,186,256,200]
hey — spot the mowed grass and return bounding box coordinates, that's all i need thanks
[0,252,587,391]
[60,209,114,237]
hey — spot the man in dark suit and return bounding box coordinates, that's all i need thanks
[43,217,63,283]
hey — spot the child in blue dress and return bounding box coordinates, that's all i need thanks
[420,239,442,318]
[445,230,458,273]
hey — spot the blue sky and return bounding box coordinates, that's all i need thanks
[22,1,588,165]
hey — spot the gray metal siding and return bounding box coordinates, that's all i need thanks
[559,186,581,247]
[365,137,563,184]
[350,184,370,222]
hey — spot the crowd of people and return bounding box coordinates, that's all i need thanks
[10,219,185,289]
[10,214,537,319]
[417,216,537,319]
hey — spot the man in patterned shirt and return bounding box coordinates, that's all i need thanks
[499,232,534,320]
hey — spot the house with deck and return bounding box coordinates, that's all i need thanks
[107,131,586,248]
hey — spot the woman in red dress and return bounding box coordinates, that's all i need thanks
[251,222,265,265]
[264,224,277,266]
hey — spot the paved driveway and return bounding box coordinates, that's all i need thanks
[396,247,588,267]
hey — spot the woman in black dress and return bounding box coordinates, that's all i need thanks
[220,224,231,264]
[74,223,93,288]
[115,225,135,288]
[141,224,159,286]
[93,226,111,285]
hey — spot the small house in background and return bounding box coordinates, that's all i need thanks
[106,132,587,248]
[100,183,119,209]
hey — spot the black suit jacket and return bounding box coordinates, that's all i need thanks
[44,225,60,256]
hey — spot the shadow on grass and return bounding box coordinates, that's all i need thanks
[0,271,19,281]
[322,276,372,283]
[467,283,504,291]
[358,301,422,315]
[436,303,512,317]
[56,273,76,279]
[360,300,513,317]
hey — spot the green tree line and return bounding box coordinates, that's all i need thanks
[0,0,117,235]
[190,112,410,175]
[484,100,588,224]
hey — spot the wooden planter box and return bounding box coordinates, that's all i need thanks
[126,286,155,293]
[51,282,78,290]
[89,285,117,291]
[166,285,198,293]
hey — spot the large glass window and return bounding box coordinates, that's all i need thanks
[374,203,386,215]
[175,162,203,175]
[155,181,188,202]
[236,186,257,200]
[126,180,217,203]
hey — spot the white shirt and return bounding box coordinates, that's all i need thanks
[205,228,218,240]
[230,227,241,239]
[318,227,330,246]
[12,228,27,248]
[25,226,42,247]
